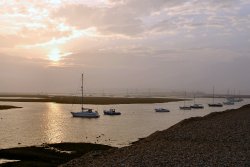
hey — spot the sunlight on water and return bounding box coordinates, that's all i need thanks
[0,159,20,164]
[44,103,64,143]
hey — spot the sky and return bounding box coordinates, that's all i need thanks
[0,0,250,95]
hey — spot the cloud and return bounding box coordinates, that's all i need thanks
[53,5,143,36]
[0,0,250,93]
[52,0,250,38]
[0,28,72,49]
[53,0,191,36]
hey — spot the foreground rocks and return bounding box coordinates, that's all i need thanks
[62,104,250,167]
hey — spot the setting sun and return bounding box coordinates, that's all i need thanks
[48,48,61,62]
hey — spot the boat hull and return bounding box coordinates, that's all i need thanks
[208,103,223,107]
[179,106,191,110]
[103,111,121,115]
[226,97,243,102]
[223,101,234,105]
[71,112,100,118]
[155,108,170,112]
[190,104,204,109]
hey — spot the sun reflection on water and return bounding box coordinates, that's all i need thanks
[44,102,65,143]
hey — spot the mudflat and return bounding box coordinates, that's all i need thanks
[0,105,22,110]
[0,143,113,167]
[0,95,182,105]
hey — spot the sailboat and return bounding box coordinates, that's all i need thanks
[226,90,243,103]
[223,89,234,105]
[208,86,223,107]
[179,91,191,110]
[190,94,204,109]
[71,74,100,118]
[223,101,234,105]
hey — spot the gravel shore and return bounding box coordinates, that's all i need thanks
[61,104,250,167]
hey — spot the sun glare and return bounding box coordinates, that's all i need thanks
[48,48,61,62]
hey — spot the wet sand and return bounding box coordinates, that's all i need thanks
[0,105,22,110]
[62,104,250,167]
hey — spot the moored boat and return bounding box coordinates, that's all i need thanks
[103,109,121,115]
[208,103,223,107]
[71,74,100,118]
[179,106,192,110]
[71,108,100,118]
[223,101,234,105]
[155,108,170,112]
[190,104,204,109]
[179,91,191,110]
[227,97,243,102]
[208,86,223,107]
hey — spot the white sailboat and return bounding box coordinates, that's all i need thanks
[71,74,100,118]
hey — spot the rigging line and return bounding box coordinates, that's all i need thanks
[70,77,82,112]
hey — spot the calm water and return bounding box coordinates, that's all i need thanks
[0,98,249,149]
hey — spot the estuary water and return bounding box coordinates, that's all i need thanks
[0,98,249,149]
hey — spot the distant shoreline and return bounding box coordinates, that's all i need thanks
[0,95,183,105]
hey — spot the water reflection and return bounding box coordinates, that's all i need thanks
[0,99,249,149]
[43,103,64,143]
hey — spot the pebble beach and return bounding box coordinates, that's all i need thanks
[62,104,250,167]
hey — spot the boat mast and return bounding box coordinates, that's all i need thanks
[212,86,215,104]
[193,93,196,104]
[184,91,186,106]
[81,73,84,111]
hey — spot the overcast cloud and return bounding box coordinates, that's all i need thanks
[0,0,250,94]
